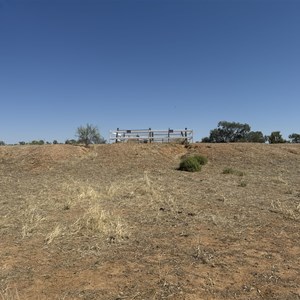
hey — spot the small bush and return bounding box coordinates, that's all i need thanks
[194,155,208,166]
[178,156,201,172]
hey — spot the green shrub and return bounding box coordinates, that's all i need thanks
[194,155,208,165]
[178,156,201,172]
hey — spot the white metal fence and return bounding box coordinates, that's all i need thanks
[109,128,193,144]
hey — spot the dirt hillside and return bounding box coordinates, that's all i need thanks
[0,143,299,299]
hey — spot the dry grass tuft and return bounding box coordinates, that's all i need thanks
[61,180,101,209]
[72,204,129,242]
[0,287,20,300]
[270,200,300,221]
[45,224,63,244]
[104,172,157,201]
[21,205,45,238]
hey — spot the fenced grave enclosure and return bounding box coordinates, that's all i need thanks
[109,128,193,144]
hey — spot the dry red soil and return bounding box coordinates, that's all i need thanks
[0,143,299,299]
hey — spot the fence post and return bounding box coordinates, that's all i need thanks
[116,128,119,143]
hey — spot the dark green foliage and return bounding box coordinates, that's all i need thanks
[178,156,201,172]
[53,140,58,144]
[267,131,286,144]
[65,139,78,145]
[30,140,45,145]
[202,121,251,143]
[76,123,105,147]
[0,141,5,146]
[289,133,300,143]
[246,131,266,143]
[193,155,208,165]
[201,137,210,143]
[19,141,26,145]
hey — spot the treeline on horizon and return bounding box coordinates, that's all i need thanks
[201,121,300,144]
[0,121,299,146]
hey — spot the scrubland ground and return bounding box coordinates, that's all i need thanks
[0,143,299,300]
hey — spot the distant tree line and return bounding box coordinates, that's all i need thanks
[0,122,298,145]
[202,121,300,144]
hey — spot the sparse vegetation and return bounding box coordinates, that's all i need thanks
[222,167,244,176]
[0,143,299,299]
[72,204,129,242]
[270,200,300,221]
[238,180,247,187]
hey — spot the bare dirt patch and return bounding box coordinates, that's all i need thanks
[0,143,299,299]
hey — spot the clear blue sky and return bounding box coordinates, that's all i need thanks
[1,0,299,144]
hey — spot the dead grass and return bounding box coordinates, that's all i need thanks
[270,199,300,221]
[72,204,129,242]
[0,287,20,300]
[21,204,46,238]
[0,143,300,299]
[45,224,63,244]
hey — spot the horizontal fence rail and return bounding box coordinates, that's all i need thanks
[109,128,193,144]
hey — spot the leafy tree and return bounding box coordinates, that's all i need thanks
[65,139,77,145]
[19,141,26,145]
[30,140,45,145]
[246,131,266,143]
[53,140,58,144]
[201,137,211,143]
[202,121,251,143]
[204,128,226,143]
[267,131,286,144]
[0,141,5,146]
[76,124,105,147]
[289,133,300,143]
